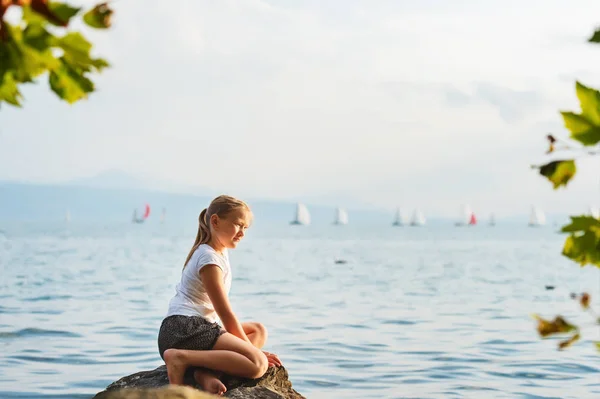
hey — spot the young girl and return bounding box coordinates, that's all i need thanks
[158,195,282,395]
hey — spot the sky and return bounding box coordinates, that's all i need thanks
[1,0,600,217]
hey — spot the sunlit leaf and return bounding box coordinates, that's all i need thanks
[590,29,600,43]
[22,24,54,52]
[595,342,600,351]
[532,314,577,337]
[22,6,50,26]
[0,1,110,107]
[580,293,590,309]
[561,216,600,233]
[561,216,600,267]
[576,82,600,125]
[48,2,81,24]
[559,333,580,350]
[560,82,600,146]
[27,1,80,27]
[83,3,113,29]
[1,24,57,83]
[538,160,576,189]
[562,231,600,267]
[0,72,22,107]
[561,112,600,145]
[48,58,94,103]
[57,33,109,72]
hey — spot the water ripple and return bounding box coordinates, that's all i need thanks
[0,223,598,399]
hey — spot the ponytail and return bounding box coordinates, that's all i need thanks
[182,195,252,270]
[183,208,212,268]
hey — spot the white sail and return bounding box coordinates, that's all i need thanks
[160,208,166,224]
[334,207,348,225]
[489,213,496,226]
[65,209,71,223]
[291,203,310,225]
[456,204,472,226]
[410,209,426,226]
[392,207,404,226]
[528,206,546,226]
[589,206,600,219]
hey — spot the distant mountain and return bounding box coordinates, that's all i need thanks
[0,179,558,225]
[0,181,397,224]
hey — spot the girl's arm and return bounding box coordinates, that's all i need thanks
[200,264,251,344]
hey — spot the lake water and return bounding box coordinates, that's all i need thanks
[0,222,598,399]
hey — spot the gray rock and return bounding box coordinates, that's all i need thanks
[94,366,306,399]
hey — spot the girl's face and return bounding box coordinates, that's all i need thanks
[211,208,252,249]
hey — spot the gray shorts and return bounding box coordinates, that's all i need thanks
[158,315,226,359]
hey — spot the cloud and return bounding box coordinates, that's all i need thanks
[2,0,600,215]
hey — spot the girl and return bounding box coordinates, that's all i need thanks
[158,195,282,395]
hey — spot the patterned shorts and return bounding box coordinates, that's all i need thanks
[157,315,226,359]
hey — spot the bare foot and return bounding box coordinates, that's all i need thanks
[194,369,227,395]
[163,349,187,385]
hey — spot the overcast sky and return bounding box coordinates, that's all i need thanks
[1,0,600,216]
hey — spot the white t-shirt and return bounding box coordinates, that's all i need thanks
[166,244,232,323]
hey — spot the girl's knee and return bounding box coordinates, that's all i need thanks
[254,322,268,341]
[250,351,269,378]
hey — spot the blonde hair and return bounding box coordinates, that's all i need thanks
[183,195,251,269]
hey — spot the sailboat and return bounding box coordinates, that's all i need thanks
[392,207,404,226]
[589,206,600,219]
[333,207,349,225]
[455,204,473,226]
[489,213,496,226]
[469,213,477,225]
[65,209,71,223]
[410,209,426,226]
[160,208,166,224]
[290,203,310,225]
[528,206,546,227]
[133,203,151,224]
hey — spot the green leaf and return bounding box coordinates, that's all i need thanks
[22,6,49,26]
[595,342,600,351]
[561,216,600,233]
[1,24,58,83]
[83,3,114,29]
[559,333,580,350]
[22,24,54,52]
[576,82,600,125]
[0,72,23,107]
[562,230,600,267]
[538,160,576,189]
[58,33,109,72]
[590,29,600,43]
[47,2,81,26]
[533,314,578,337]
[561,112,600,145]
[560,82,600,146]
[49,58,95,103]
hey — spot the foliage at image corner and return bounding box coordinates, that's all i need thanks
[0,0,113,108]
[531,27,600,352]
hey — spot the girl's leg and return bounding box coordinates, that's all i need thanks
[241,322,268,349]
[164,333,268,385]
[192,369,226,395]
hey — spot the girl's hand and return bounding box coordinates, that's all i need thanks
[263,351,282,367]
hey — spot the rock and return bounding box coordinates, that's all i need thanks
[93,366,306,399]
[94,385,219,399]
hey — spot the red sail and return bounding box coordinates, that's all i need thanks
[143,204,151,219]
[469,213,477,225]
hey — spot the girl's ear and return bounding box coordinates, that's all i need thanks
[210,214,219,228]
